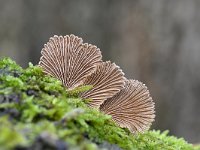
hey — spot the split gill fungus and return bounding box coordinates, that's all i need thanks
[38,34,155,134]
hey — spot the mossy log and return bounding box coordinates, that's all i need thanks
[0,58,199,150]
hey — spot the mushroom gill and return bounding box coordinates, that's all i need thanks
[38,34,155,134]
[81,61,125,108]
[100,79,155,133]
[39,35,102,90]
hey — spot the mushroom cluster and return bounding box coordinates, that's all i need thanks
[39,34,155,134]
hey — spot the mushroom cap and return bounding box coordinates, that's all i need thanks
[39,35,102,90]
[81,61,125,108]
[100,79,155,133]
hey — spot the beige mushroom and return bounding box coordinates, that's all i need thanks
[81,61,125,108]
[39,35,102,90]
[39,34,155,134]
[100,79,155,133]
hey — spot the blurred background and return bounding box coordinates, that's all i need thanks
[0,0,200,143]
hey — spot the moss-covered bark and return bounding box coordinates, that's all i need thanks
[0,58,199,150]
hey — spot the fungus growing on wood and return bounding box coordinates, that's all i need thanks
[100,79,155,133]
[81,61,125,108]
[38,34,155,134]
[39,35,102,90]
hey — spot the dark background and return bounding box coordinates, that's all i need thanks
[0,0,200,143]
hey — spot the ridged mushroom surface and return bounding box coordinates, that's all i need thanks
[81,61,125,108]
[100,79,155,133]
[39,35,102,90]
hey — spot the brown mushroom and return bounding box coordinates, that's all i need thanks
[100,79,155,133]
[39,35,102,90]
[81,61,125,108]
[38,34,155,134]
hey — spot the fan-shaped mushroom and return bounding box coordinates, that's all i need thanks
[39,35,102,90]
[38,34,155,134]
[100,79,155,133]
[81,61,125,108]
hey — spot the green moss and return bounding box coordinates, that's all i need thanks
[0,57,199,150]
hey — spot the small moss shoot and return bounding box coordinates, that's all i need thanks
[0,58,199,150]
